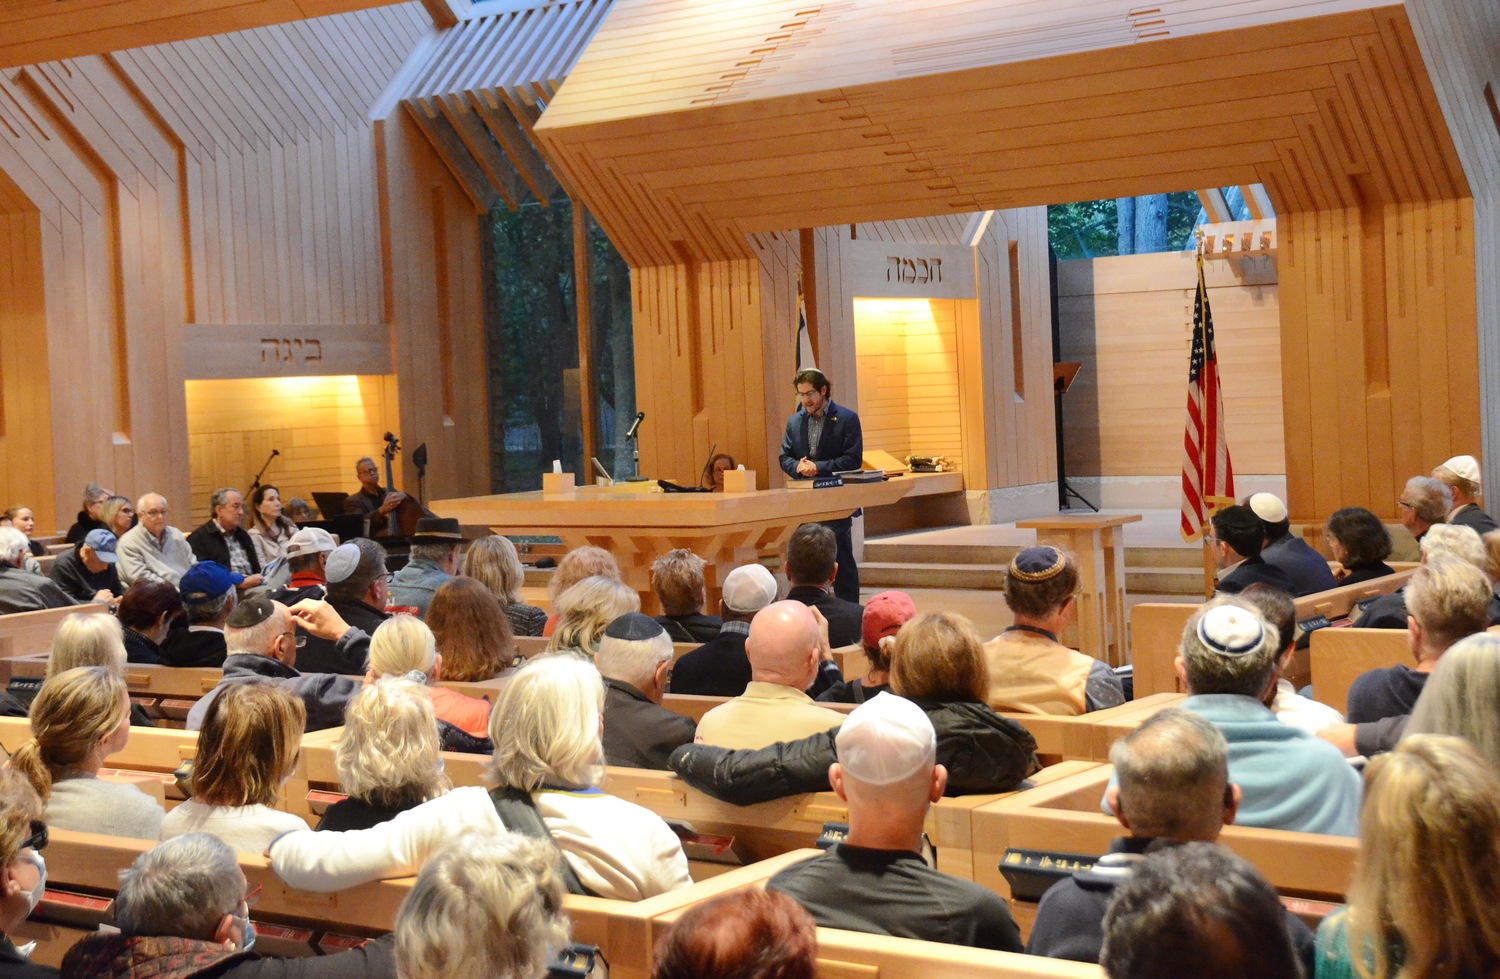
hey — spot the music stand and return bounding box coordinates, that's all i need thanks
[1053,361,1098,512]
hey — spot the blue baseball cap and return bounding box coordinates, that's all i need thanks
[179,561,244,601]
[82,529,118,564]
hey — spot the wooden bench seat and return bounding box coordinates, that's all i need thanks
[0,603,108,660]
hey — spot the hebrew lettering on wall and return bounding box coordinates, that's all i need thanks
[885,256,943,284]
[260,337,325,366]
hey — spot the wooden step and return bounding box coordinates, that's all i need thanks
[860,561,1205,596]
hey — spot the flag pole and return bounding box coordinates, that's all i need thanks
[1194,229,1216,597]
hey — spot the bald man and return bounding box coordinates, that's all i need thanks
[694,600,847,749]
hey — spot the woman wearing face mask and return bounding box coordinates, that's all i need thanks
[0,770,54,977]
[115,582,183,665]
[160,684,310,854]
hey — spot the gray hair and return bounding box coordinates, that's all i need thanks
[595,629,673,691]
[1421,523,1487,571]
[1409,634,1500,775]
[1178,596,1278,698]
[136,493,167,512]
[355,456,376,473]
[48,613,126,677]
[1406,555,1492,652]
[184,588,235,626]
[1406,476,1454,524]
[411,542,461,565]
[226,605,283,657]
[116,833,242,940]
[82,482,109,508]
[0,527,28,565]
[328,538,389,601]
[1110,708,1228,840]
[209,487,239,513]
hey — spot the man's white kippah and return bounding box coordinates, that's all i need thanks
[1247,492,1288,523]
[835,692,936,786]
[721,564,777,613]
[1196,605,1265,656]
[325,542,362,584]
[1439,455,1481,485]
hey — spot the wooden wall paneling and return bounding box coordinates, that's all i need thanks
[0,205,58,531]
[977,212,1014,490]
[1440,198,1482,457]
[754,232,799,488]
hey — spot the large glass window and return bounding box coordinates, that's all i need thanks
[587,211,637,480]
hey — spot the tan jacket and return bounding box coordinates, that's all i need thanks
[695,681,847,749]
[982,630,1092,716]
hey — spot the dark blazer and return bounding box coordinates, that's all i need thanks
[670,627,752,697]
[1450,503,1500,535]
[1214,556,1296,596]
[602,677,697,770]
[186,521,262,576]
[655,612,721,644]
[787,584,865,648]
[1260,533,1338,597]
[296,597,387,674]
[1338,561,1396,587]
[160,628,228,668]
[779,399,863,478]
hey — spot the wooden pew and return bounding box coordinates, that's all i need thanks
[969,763,1356,937]
[1129,569,1417,698]
[515,635,872,682]
[0,603,108,660]
[18,827,817,979]
[1308,628,1408,715]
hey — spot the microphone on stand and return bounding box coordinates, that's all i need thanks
[625,412,645,440]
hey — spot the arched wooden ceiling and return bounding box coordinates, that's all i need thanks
[533,0,1469,266]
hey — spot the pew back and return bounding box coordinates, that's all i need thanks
[1308,628,1408,715]
[0,603,108,660]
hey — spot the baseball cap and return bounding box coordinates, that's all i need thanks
[285,527,337,558]
[179,561,243,602]
[861,591,915,652]
[835,692,936,786]
[721,564,777,613]
[82,529,118,564]
[1247,493,1288,523]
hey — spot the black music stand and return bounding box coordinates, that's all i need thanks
[1053,361,1098,512]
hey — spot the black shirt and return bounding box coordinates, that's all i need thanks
[48,546,122,603]
[1346,664,1428,724]
[601,677,697,770]
[317,797,415,832]
[786,585,864,648]
[768,844,1022,951]
[669,625,752,697]
[654,612,721,644]
[160,628,227,668]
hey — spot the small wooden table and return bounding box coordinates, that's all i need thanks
[432,480,914,614]
[1015,513,1142,667]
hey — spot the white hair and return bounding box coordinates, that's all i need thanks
[0,527,28,564]
[47,613,126,676]
[226,607,283,657]
[595,630,672,690]
[1422,523,1488,572]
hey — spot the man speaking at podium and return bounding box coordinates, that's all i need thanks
[780,368,863,603]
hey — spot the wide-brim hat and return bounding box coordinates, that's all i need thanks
[410,516,463,544]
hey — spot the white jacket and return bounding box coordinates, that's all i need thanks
[269,784,691,900]
[117,523,194,587]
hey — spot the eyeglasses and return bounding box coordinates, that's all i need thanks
[20,821,46,852]
[242,882,262,909]
[281,632,307,649]
[1396,500,1415,510]
[142,509,169,518]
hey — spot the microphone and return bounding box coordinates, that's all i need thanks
[625,412,645,439]
[383,432,396,442]
[271,449,280,457]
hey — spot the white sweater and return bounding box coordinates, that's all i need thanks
[161,800,310,855]
[117,524,195,588]
[269,785,691,900]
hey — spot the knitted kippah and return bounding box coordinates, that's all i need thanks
[1196,605,1265,656]
[603,612,665,642]
[1009,546,1066,582]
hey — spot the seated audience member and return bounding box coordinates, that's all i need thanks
[700,452,738,493]
[319,679,452,832]
[1247,492,1338,595]
[64,483,111,544]
[296,539,388,674]
[48,528,122,604]
[162,684,310,852]
[669,563,778,697]
[1315,736,1500,979]
[268,527,337,605]
[1238,584,1343,734]
[1028,709,1314,973]
[1164,598,1361,835]
[695,600,847,749]
[271,655,693,900]
[1433,454,1497,534]
[0,528,73,614]
[673,611,1039,803]
[653,889,815,979]
[1209,504,1296,595]
[462,535,547,637]
[188,596,361,733]
[99,496,137,542]
[285,497,314,523]
[768,693,1022,950]
[541,545,621,636]
[116,581,183,665]
[1324,505,1397,585]
[783,523,863,647]
[1101,843,1302,979]
[1318,556,1491,759]
[343,455,407,523]
[817,589,914,703]
[59,833,396,978]
[117,494,194,587]
[544,575,639,658]
[246,484,298,568]
[2,506,47,558]
[427,576,516,681]
[47,611,125,676]
[1359,522,1492,629]
[0,771,53,978]
[11,667,164,839]
[1485,528,1500,597]
[161,561,241,668]
[187,488,263,588]
[1406,633,1500,772]
[985,546,1124,713]
[650,548,721,643]
[367,614,491,742]
[596,613,696,769]
[1396,475,1451,554]
[388,517,464,617]
[395,834,569,979]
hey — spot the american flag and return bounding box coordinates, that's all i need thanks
[1180,255,1234,542]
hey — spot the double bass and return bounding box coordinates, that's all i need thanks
[380,432,427,538]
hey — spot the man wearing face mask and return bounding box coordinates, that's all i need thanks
[59,833,394,978]
[0,771,53,977]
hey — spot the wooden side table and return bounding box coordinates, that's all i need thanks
[1015,513,1142,667]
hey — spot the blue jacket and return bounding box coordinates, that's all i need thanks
[388,557,453,618]
[779,399,863,478]
[1261,533,1338,596]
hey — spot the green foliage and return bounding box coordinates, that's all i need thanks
[1048,191,1206,259]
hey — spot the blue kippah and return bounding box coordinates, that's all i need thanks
[1010,546,1065,582]
[604,612,665,641]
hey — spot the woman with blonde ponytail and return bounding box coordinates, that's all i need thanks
[8,667,162,840]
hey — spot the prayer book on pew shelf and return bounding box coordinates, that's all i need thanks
[1000,848,1101,902]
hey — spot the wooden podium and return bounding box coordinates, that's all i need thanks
[432,480,914,614]
[1015,513,1142,667]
